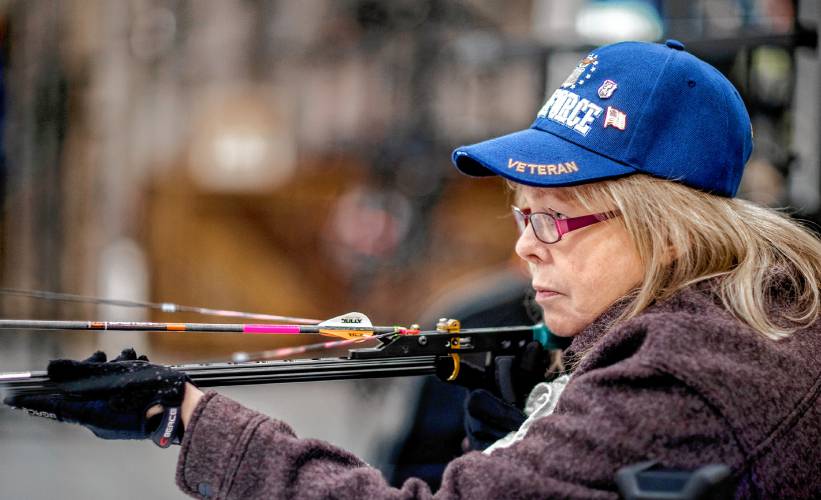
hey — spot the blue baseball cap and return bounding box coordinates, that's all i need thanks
[451,40,753,197]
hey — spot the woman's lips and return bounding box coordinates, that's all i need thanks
[534,287,561,300]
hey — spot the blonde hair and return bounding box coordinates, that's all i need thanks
[515,174,821,340]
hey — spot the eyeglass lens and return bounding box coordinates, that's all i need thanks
[530,213,559,243]
[513,208,559,243]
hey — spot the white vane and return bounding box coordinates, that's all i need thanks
[317,312,373,330]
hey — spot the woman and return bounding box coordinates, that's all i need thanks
[7,40,821,499]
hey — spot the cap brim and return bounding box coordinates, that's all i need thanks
[451,128,635,187]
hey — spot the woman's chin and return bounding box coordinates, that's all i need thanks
[543,316,584,337]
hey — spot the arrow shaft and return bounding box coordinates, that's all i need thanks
[0,319,400,336]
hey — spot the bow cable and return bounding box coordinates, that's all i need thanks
[229,329,408,362]
[0,287,321,324]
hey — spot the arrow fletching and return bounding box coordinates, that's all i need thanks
[317,312,375,340]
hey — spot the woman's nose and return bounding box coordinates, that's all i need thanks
[515,224,545,264]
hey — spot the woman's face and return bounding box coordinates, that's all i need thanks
[514,186,644,337]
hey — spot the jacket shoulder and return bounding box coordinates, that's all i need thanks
[578,285,821,478]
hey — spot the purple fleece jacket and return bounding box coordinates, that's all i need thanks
[176,284,821,499]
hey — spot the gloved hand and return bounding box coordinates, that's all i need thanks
[463,389,526,451]
[435,340,549,408]
[435,341,549,451]
[3,348,191,448]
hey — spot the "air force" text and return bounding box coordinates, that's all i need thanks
[537,89,603,136]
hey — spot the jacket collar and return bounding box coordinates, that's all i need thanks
[565,294,634,361]
[564,278,723,361]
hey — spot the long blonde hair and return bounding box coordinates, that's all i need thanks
[518,174,821,340]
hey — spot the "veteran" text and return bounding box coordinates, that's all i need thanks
[508,159,579,176]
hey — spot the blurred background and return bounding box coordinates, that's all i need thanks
[0,0,818,498]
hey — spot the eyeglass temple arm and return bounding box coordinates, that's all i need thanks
[556,211,618,235]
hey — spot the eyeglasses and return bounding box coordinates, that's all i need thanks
[512,205,621,244]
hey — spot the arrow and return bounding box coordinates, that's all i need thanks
[0,312,405,340]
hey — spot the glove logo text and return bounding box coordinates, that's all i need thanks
[159,407,179,447]
[21,408,58,420]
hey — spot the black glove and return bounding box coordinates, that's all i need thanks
[463,389,526,451]
[3,348,191,448]
[435,340,549,408]
[435,341,548,451]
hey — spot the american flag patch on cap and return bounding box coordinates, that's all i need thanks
[604,106,627,130]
